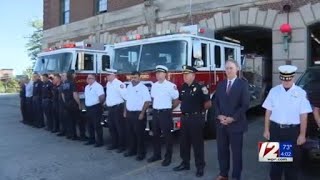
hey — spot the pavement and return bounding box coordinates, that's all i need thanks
[0,94,319,180]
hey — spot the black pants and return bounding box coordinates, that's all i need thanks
[152,109,173,160]
[65,108,77,138]
[180,114,205,169]
[25,97,33,124]
[42,99,53,131]
[86,104,103,144]
[32,96,44,127]
[52,101,60,132]
[20,97,27,122]
[77,112,87,138]
[127,111,146,156]
[108,103,126,150]
[217,126,244,179]
[59,102,67,134]
[269,122,301,180]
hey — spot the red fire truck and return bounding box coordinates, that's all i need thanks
[34,41,114,100]
[108,25,269,137]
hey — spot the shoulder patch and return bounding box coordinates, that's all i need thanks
[202,86,208,95]
[120,84,125,89]
[173,85,177,90]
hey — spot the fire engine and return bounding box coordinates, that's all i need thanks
[34,41,114,101]
[105,25,269,137]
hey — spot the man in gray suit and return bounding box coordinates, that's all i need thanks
[214,59,250,180]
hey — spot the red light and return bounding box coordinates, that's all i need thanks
[280,23,292,34]
[136,34,142,40]
[176,121,181,129]
[199,28,205,33]
[63,43,76,48]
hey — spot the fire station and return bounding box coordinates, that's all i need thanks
[43,0,320,86]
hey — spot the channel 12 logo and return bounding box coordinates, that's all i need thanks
[258,142,293,162]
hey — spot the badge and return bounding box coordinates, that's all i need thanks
[193,87,197,92]
[120,84,124,89]
[173,85,177,90]
[202,86,208,95]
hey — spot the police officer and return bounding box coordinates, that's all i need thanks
[84,74,105,147]
[123,71,151,161]
[41,74,53,131]
[105,69,127,153]
[148,65,179,166]
[25,76,33,125]
[32,73,44,128]
[173,66,211,177]
[52,74,62,133]
[262,65,312,180]
[61,71,81,140]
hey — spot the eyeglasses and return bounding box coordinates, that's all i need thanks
[87,77,94,80]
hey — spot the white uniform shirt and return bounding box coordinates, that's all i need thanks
[25,81,33,97]
[262,84,312,125]
[126,82,151,111]
[84,81,104,107]
[106,78,127,107]
[151,80,179,109]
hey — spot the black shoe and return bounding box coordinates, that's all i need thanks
[173,163,190,171]
[57,133,65,136]
[136,155,145,161]
[94,143,104,148]
[147,156,161,163]
[196,168,204,177]
[79,136,89,141]
[71,136,79,141]
[162,158,171,166]
[51,130,58,133]
[107,145,117,150]
[66,136,72,139]
[116,148,125,153]
[84,141,95,145]
[124,151,136,157]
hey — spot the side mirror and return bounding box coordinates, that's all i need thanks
[193,39,202,59]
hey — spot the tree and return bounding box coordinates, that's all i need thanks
[25,19,43,64]
[22,66,34,79]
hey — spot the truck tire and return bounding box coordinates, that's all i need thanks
[204,97,216,139]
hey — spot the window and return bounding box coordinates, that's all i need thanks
[61,0,70,24]
[76,53,94,71]
[113,46,140,73]
[214,46,221,68]
[102,55,110,70]
[97,0,107,13]
[225,47,235,61]
[34,53,73,73]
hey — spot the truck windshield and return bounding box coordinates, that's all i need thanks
[113,40,187,73]
[34,53,73,73]
[296,68,320,89]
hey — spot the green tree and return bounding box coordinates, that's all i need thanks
[22,66,34,78]
[25,19,43,64]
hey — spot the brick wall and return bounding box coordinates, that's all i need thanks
[43,0,61,30]
[70,0,95,22]
[108,0,144,12]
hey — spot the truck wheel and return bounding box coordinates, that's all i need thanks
[204,99,216,139]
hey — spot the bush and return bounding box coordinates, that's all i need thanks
[0,79,19,93]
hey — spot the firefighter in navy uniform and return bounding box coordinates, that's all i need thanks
[173,66,211,177]
[262,65,312,180]
[57,73,67,137]
[52,74,62,133]
[32,73,44,128]
[41,74,54,131]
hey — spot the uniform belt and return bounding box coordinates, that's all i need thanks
[153,108,171,113]
[127,110,141,113]
[271,121,300,128]
[182,112,203,116]
[86,103,100,109]
[109,103,123,108]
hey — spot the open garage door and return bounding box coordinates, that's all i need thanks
[308,23,320,66]
[215,27,272,107]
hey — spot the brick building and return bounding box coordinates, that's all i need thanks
[43,0,320,85]
[0,69,14,80]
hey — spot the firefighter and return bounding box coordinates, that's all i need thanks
[105,69,127,153]
[262,65,312,180]
[61,71,82,140]
[24,76,33,125]
[148,65,179,166]
[32,73,44,128]
[52,74,62,133]
[173,66,211,177]
[84,74,105,147]
[123,71,151,161]
[41,74,53,131]
[57,73,67,137]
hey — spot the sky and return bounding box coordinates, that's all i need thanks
[0,0,43,75]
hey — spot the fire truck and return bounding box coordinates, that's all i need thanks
[108,25,269,137]
[34,41,114,101]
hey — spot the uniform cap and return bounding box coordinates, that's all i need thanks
[278,65,297,81]
[105,68,117,75]
[182,65,198,74]
[155,65,168,73]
